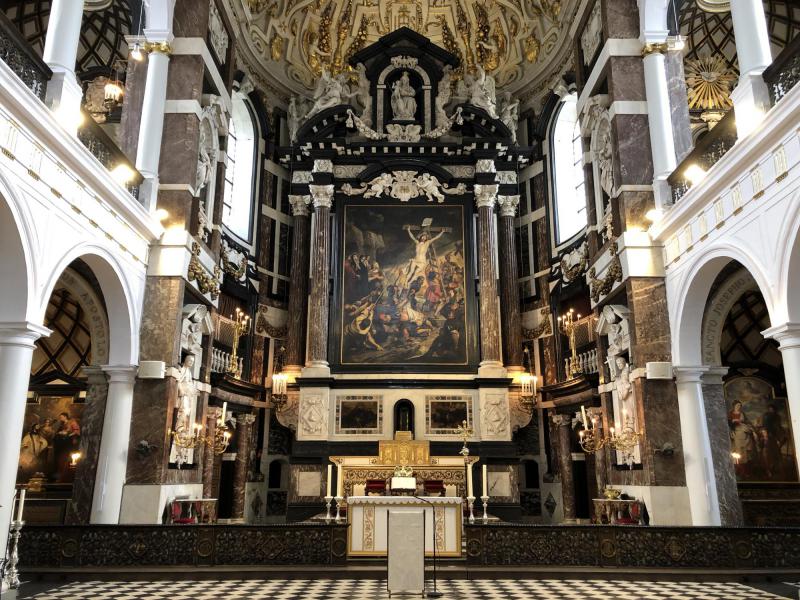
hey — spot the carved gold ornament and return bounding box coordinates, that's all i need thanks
[588,240,622,303]
[187,242,221,299]
[245,0,570,90]
[685,55,735,111]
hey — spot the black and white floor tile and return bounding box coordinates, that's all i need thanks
[18,578,798,600]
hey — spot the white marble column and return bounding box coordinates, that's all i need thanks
[0,322,49,558]
[762,323,800,474]
[134,42,172,211]
[674,366,721,526]
[642,43,677,209]
[730,0,773,138]
[90,365,137,524]
[41,0,85,130]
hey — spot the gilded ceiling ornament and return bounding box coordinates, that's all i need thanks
[685,55,735,111]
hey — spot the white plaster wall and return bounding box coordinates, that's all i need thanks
[617,485,693,525]
[119,483,204,524]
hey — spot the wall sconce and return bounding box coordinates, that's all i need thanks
[519,347,538,414]
[69,452,82,466]
[271,345,288,413]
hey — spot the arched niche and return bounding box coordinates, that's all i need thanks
[394,399,415,437]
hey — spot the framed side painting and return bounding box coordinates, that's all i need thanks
[725,376,798,483]
[333,201,477,372]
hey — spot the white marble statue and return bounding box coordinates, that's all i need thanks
[434,65,453,128]
[288,96,306,141]
[597,304,631,358]
[468,66,498,118]
[170,354,198,466]
[180,304,211,377]
[306,69,347,119]
[416,173,446,203]
[499,91,520,143]
[390,71,417,121]
[353,63,373,127]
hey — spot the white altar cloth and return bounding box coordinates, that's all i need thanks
[347,495,462,557]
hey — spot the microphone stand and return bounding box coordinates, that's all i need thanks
[413,495,443,598]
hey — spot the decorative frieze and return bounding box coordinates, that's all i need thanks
[208,0,230,63]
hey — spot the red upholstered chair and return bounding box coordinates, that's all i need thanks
[423,480,445,497]
[170,501,196,524]
[365,479,387,495]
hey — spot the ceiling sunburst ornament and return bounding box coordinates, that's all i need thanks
[696,0,730,13]
[685,55,735,111]
[241,0,576,94]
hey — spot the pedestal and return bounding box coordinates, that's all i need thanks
[231,413,256,520]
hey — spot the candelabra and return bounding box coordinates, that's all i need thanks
[228,307,251,377]
[455,419,475,521]
[270,345,288,413]
[204,404,232,455]
[609,412,642,454]
[558,308,580,379]
[577,405,642,458]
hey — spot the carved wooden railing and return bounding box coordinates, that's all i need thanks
[667,110,737,203]
[465,523,800,570]
[19,523,349,569]
[763,33,800,106]
[0,11,51,101]
[77,109,143,201]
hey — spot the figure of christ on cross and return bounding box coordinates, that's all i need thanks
[402,218,451,287]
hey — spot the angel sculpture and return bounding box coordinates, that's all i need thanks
[287,96,308,142]
[499,92,520,143]
[352,63,373,126]
[468,65,498,118]
[417,173,446,203]
[434,65,453,128]
[306,69,347,119]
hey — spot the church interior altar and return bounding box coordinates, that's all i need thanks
[348,495,462,557]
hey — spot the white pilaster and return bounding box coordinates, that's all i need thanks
[729,0,773,138]
[761,323,800,475]
[642,44,677,209]
[674,366,721,526]
[135,42,172,211]
[0,322,49,558]
[41,0,85,132]
[90,365,138,524]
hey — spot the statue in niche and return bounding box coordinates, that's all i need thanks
[434,65,453,128]
[391,71,417,121]
[467,65,498,118]
[596,304,630,359]
[499,92,520,143]
[196,120,214,194]
[306,69,347,119]
[352,63,373,126]
[170,354,198,466]
[594,118,615,198]
[180,304,211,377]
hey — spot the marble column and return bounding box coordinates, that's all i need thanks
[66,366,109,524]
[552,414,576,523]
[202,406,222,499]
[475,184,504,377]
[762,323,800,476]
[497,195,523,370]
[701,367,743,526]
[674,366,721,526]
[285,195,312,374]
[730,0,773,138]
[135,42,172,210]
[41,0,84,128]
[232,413,256,520]
[642,43,677,209]
[304,185,334,376]
[90,366,138,524]
[0,322,48,559]
[587,407,608,496]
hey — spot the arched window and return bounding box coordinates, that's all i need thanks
[222,92,257,242]
[551,94,587,244]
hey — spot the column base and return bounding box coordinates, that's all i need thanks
[302,362,331,378]
[478,361,507,378]
[731,72,771,139]
[45,70,83,134]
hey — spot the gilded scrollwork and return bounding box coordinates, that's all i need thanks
[588,240,623,303]
[187,242,221,299]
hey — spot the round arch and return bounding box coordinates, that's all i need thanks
[0,173,35,323]
[672,245,774,367]
[39,245,138,367]
[777,189,800,323]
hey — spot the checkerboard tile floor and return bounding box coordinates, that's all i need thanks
[18,578,796,600]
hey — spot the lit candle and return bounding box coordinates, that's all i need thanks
[221,402,227,424]
[16,488,26,522]
[336,462,343,497]
[581,406,588,428]
[482,464,487,497]
[466,461,474,497]
[532,375,537,397]
[326,464,332,497]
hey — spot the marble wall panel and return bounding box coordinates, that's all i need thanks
[612,115,654,186]
[118,58,148,163]
[166,55,205,101]
[626,278,673,364]
[617,190,655,232]
[608,57,647,102]
[139,276,185,363]
[159,113,201,186]
[603,0,639,39]
[665,51,694,163]
[126,378,176,484]
[174,1,211,38]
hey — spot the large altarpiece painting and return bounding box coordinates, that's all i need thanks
[333,201,476,371]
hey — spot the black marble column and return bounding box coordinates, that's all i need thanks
[475,184,502,371]
[552,414,576,522]
[202,406,221,499]
[702,368,744,526]
[285,195,311,371]
[65,367,108,524]
[497,195,523,369]
[306,185,334,370]
[232,413,256,520]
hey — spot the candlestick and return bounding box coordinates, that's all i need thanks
[467,496,475,524]
[326,464,332,497]
[482,464,487,498]
[334,496,344,523]
[324,495,333,523]
[481,495,489,523]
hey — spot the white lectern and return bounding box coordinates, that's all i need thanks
[387,509,424,595]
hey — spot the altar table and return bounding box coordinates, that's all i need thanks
[347,495,462,557]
